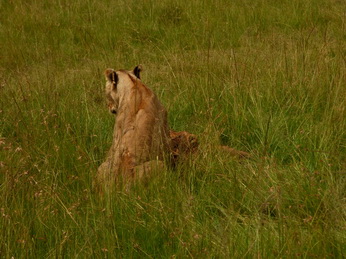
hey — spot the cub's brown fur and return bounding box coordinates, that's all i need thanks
[169,130,198,166]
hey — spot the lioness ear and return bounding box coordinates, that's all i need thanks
[133,65,142,79]
[105,69,118,84]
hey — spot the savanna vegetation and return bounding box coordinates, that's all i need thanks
[0,0,345,257]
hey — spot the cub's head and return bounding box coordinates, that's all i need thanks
[104,65,142,114]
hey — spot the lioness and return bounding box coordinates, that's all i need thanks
[96,65,171,186]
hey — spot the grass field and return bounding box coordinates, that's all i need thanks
[1,0,345,257]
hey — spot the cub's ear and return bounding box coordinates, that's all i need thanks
[133,65,142,79]
[105,69,118,84]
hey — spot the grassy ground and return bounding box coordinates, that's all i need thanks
[1,0,345,257]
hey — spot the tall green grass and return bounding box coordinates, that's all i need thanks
[1,0,345,257]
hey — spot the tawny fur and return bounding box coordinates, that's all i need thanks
[96,67,170,187]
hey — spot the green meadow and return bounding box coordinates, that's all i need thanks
[1,0,345,257]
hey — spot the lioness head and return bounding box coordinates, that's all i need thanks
[104,65,142,114]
